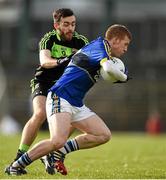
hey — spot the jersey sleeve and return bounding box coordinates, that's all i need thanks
[39,32,54,51]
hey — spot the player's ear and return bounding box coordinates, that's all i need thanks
[53,23,59,29]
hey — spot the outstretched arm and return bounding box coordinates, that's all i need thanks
[40,49,72,69]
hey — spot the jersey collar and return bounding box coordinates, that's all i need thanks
[104,39,112,59]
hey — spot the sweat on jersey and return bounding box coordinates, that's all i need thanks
[49,37,111,107]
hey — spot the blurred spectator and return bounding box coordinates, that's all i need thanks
[146,111,162,135]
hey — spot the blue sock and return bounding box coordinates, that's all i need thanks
[12,153,32,168]
[53,138,79,160]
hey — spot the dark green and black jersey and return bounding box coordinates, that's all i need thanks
[34,29,89,83]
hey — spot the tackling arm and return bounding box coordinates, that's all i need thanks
[40,49,59,68]
[40,49,75,69]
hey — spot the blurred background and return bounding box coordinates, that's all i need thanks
[0,0,165,134]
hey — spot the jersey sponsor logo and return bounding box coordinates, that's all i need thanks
[51,44,73,58]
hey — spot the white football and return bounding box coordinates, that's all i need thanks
[100,57,125,83]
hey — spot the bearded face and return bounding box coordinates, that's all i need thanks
[55,15,76,41]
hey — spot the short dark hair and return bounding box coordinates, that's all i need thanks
[53,8,74,23]
[105,24,132,41]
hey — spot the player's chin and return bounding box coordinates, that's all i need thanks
[114,55,120,58]
[116,53,123,58]
[65,34,73,41]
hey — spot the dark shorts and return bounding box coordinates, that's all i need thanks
[30,78,55,100]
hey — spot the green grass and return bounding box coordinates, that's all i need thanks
[0,132,166,179]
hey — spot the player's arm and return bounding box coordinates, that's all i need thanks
[40,49,58,68]
[40,49,70,69]
[100,58,127,82]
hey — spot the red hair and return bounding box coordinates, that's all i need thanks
[105,24,132,41]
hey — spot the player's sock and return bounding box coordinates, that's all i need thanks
[53,138,79,160]
[12,153,32,169]
[19,144,30,153]
[14,144,30,161]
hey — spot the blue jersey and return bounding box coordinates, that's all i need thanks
[50,37,110,107]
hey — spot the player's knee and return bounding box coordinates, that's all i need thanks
[50,137,66,150]
[101,130,112,143]
[32,110,46,124]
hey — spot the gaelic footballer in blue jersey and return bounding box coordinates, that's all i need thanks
[50,34,130,107]
[8,24,132,176]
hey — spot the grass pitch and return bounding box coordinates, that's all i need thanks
[0,132,166,179]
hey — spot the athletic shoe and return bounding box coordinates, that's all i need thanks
[55,160,67,175]
[41,152,67,175]
[40,154,56,175]
[5,165,27,175]
[51,151,67,175]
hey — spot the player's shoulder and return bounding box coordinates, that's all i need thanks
[39,30,60,49]
[40,29,57,41]
[73,31,89,44]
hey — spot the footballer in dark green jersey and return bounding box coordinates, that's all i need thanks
[5,8,88,176]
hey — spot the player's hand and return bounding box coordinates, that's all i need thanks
[57,57,70,65]
[57,54,74,65]
[114,75,132,83]
[114,66,132,83]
